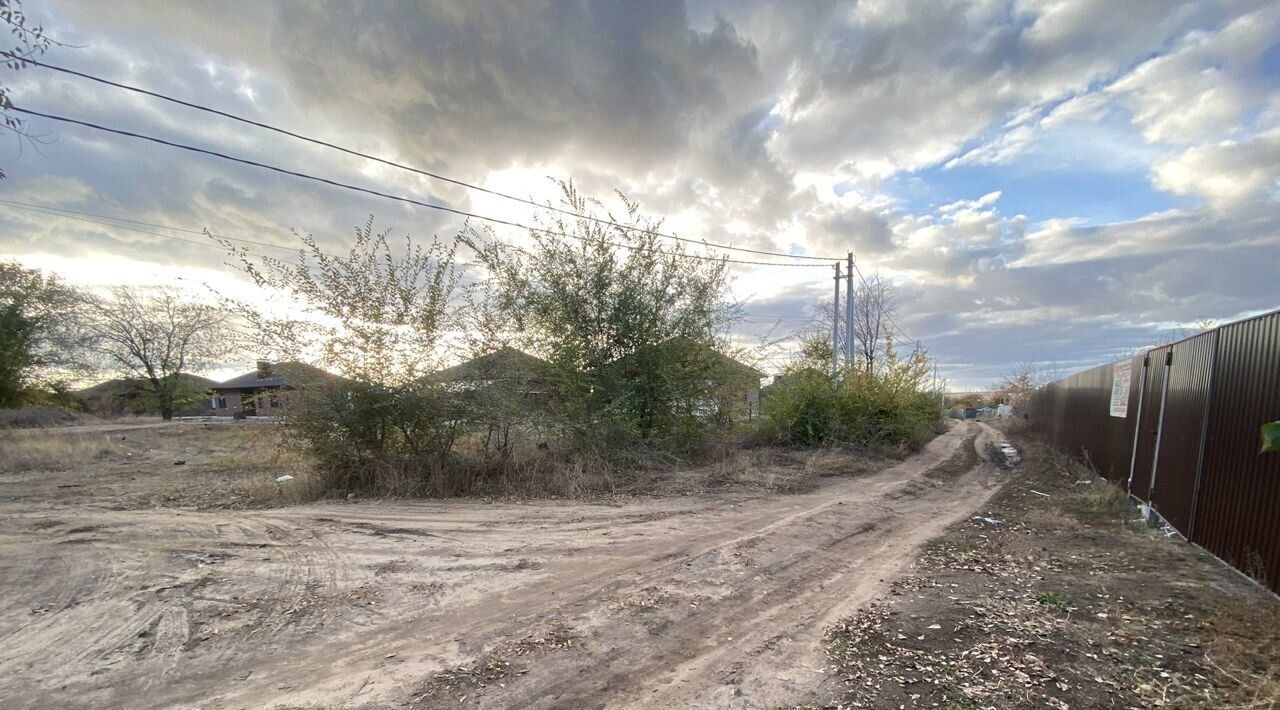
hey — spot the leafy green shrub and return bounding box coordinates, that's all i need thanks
[762,341,941,450]
[462,181,740,459]
[221,219,465,495]
[761,368,842,446]
[281,380,465,495]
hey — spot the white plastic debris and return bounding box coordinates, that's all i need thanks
[275,475,294,485]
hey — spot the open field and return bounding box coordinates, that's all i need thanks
[0,420,1005,708]
[0,420,298,510]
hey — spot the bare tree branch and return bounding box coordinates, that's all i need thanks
[84,287,233,419]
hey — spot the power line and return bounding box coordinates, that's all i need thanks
[8,53,837,263]
[0,198,299,252]
[738,312,821,321]
[1,200,274,254]
[0,199,489,284]
[850,260,918,345]
[11,105,833,269]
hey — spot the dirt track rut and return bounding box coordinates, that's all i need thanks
[0,421,1005,709]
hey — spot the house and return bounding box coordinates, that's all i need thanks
[610,337,764,420]
[430,347,554,448]
[430,347,553,397]
[75,374,218,417]
[209,360,335,416]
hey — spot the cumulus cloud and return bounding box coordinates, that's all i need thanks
[1151,129,1280,208]
[1110,5,1280,146]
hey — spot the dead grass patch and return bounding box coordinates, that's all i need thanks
[0,432,125,472]
[0,406,97,429]
[1203,603,1280,709]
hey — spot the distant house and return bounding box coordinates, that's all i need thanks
[611,337,764,420]
[430,347,554,448]
[75,374,218,417]
[703,347,765,419]
[430,347,553,397]
[209,360,336,416]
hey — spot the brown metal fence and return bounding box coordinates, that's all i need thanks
[1028,309,1280,593]
[1027,357,1140,485]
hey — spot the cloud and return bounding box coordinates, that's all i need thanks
[3,0,1279,389]
[1151,129,1280,208]
[1110,5,1280,145]
[943,3,1278,170]
[814,204,895,254]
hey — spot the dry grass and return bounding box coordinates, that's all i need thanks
[1203,603,1280,709]
[611,446,890,497]
[1062,478,1130,516]
[1035,446,1134,518]
[0,407,93,430]
[0,432,126,472]
[0,422,315,509]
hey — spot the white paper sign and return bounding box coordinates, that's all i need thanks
[1110,361,1132,418]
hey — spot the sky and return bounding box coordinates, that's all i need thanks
[1,0,1278,388]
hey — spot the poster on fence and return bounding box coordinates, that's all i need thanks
[1110,361,1131,417]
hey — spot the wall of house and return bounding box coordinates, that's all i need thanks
[712,374,762,420]
[212,389,284,415]
[216,391,243,413]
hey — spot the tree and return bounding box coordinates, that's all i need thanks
[851,271,896,375]
[462,180,736,450]
[219,218,460,386]
[1,0,61,180]
[84,287,231,420]
[218,218,465,492]
[809,271,898,374]
[991,361,1054,406]
[0,261,93,407]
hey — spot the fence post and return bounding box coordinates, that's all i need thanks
[1187,329,1221,542]
[1144,349,1174,512]
[1126,354,1148,496]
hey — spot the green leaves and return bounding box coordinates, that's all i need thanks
[1261,421,1280,454]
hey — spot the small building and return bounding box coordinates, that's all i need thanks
[430,347,555,449]
[611,337,764,420]
[75,374,218,417]
[209,360,334,416]
[431,347,553,398]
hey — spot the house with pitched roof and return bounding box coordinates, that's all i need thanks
[610,337,764,420]
[209,360,337,416]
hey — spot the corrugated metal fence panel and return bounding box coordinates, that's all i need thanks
[1130,347,1171,502]
[1148,333,1217,533]
[1191,312,1280,592]
[1027,358,1140,484]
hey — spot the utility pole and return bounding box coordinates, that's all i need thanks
[832,263,841,376]
[934,363,944,416]
[845,252,854,372]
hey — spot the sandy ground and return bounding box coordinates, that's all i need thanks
[0,421,1006,709]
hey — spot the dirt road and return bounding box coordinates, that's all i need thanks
[0,421,1006,709]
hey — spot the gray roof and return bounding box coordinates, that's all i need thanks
[431,347,552,383]
[213,361,336,390]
